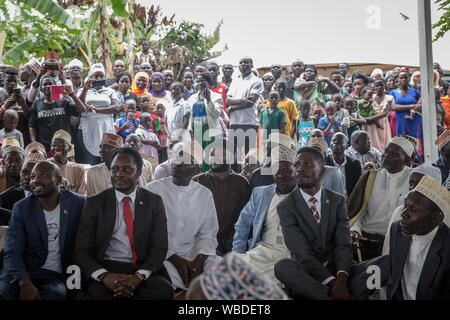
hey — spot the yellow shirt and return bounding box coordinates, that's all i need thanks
[265,98,298,135]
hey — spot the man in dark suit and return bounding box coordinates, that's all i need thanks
[330,133,362,196]
[274,147,383,300]
[385,176,450,300]
[0,161,85,300]
[75,147,173,300]
[0,152,46,212]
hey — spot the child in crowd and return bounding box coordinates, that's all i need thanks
[115,100,140,141]
[332,93,350,137]
[291,100,315,149]
[156,101,168,163]
[138,93,162,134]
[135,112,160,173]
[435,88,446,135]
[260,90,286,140]
[344,95,366,139]
[357,87,383,129]
[352,73,368,98]
[318,101,342,146]
[272,78,298,136]
[0,109,24,147]
[343,80,353,97]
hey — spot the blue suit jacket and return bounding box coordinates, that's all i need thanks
[232,184,276,253]
[2,188,85,283]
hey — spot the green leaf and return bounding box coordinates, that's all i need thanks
[111,0,129,18]
[0,39,34,65]
[19,0,80,30]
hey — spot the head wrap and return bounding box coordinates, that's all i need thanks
[172,140,204,165]
[130,72,149,97]
[199,252,288,300]
[411,175,450,216]
[271,145,296,164]
[24,152,46,164]
[435,130,450,150]
[411,163,442,183]
[370,68,384,79]
[25,142,46,157]
[100,133,123,149]
[266,133,296,150]
[68,59,83,70]
[3,146,25,157]
[148,72,166,97]
[386,136,416,158]
[1,137,20,150]
[25,58,41,75]
[398,67,410,74]
[307,137,329,153]
[262,72,275,80]
[44,51,59,61]
[87,63,105,79]
[303,65,317,76]
[67,144,75,158]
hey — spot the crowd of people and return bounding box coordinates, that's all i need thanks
[0,42,449,300]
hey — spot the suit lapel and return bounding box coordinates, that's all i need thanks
[320,189,330,250]
[103,188,118,247]
[294,188,321,240]
[133,187,146,257]
[30,197,48,250]
[393,230,412,294]
[416,226,444,300]
[58,190,71,252]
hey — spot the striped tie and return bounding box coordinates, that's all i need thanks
[308,197,320,224]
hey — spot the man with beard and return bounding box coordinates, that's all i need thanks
[75,148,173,300]
[348,136,415,260]
[193,139,250,255]
[0,161,85,300]
[0,152,46,211]
[145,140,220,297]
[49,130,86,195]
[0,141,25,193]
[233,145,296,283]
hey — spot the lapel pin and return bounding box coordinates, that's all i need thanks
[326,199,329,204]
[139,201,143,205]
[63,209,68,215]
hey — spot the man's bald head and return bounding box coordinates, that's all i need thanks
[33,160,61,178]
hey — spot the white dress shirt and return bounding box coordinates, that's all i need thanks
[91,188,151,281]
[401,226,439,300]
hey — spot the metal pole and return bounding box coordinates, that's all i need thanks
[417,0,438,163]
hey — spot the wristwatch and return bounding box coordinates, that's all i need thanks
[135,272,146,281]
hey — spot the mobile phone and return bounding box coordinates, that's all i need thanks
[200,81,207,90]
[13,88,21,95]
[92,79,106,87]
[51,85,65,101]
[45,61,59,70]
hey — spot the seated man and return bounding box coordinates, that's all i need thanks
[145,140,220,295]
[384,176,450,300]
[330,132,362,196]
[233,145,297,282]
[348,136,415,261]
[75,148,173,300]
[86,133,152,196]
[0,139,24,193]
[49,130,86,195]
[0,161,85,300]
[274,147,382,300]
[194,139,250,255]
[345,130,382,169]
[0,152,46,211]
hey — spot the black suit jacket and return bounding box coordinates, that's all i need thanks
[74,187,169,281]
[386,222,450,300]
[277,187,353,283]
[0,184,25,211]
[343,156,362,196]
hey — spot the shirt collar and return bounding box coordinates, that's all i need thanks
[299,187,322,203]
[412,225,439,244]
[333,156,347,168]
[115,187,137,203]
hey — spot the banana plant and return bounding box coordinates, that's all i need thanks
[0,39,34,65]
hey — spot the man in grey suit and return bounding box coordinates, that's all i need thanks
[274,147,382,300]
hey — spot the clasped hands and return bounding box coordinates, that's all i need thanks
[102,272,143,299]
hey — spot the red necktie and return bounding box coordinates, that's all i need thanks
[308,197,321,224]
[123,197,138,268]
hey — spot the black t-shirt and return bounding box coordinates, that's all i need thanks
[29,98,79,150]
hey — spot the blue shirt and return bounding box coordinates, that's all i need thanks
[318,116,342,146]
[116,117,140,141]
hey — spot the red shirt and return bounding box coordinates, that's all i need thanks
[212,83,227,110]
